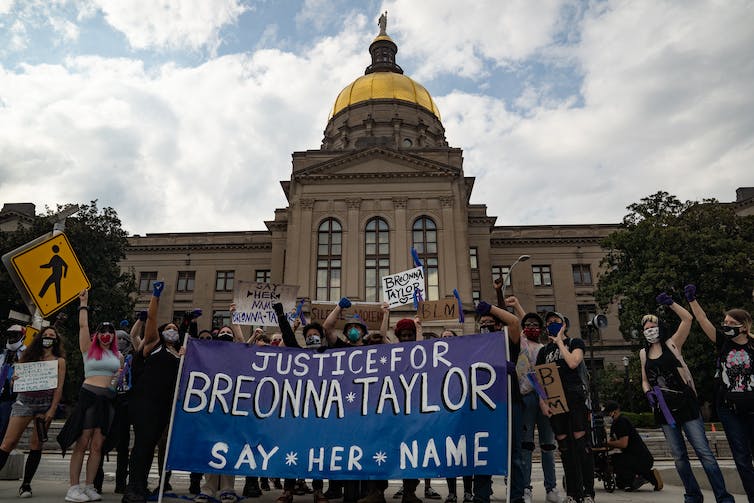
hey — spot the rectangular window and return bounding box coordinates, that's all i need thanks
[472,290,481,302]
[255,269,271,283]
[532,265,552,287]
[492,265,511,286]
[215,271,234,292]
[469,247,479,270]
[213,310,231,328]
[176,271,195,292]
[139,271,158,292]
[572,264,593,286]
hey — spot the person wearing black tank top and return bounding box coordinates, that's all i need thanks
[639,292,733,503]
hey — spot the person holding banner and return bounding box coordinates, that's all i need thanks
[0,325,66,498]
[57,290,119,502]
[639,293,734,503]
[535,312,594,503]
[122,281,181,503]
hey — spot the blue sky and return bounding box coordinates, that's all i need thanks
[1,0,752,234]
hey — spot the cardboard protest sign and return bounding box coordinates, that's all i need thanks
[309,302,384,330]
[232,281,300,326]
[381,267,425,308]
[167,332,510,480]
[533,363,569,414]
[13,360,58,392]
[417,300,458,322]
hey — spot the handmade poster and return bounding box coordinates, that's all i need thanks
[533,363,569,414]
[309,302,384,330]
[417,300,458,322]
[381,267,425,308]
[232,281,300,326]
[12,360,58,392]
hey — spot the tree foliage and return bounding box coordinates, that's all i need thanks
[0,201,136,402]
[595,191,754,411]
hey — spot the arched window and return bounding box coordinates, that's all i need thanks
[412,216,439,300]
[316,218,342,301]
[365,217,390,302]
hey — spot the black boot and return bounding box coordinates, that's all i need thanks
[243,477,263,498]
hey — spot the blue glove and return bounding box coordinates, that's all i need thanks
[476,301,492,316]
[645,390,657,408]
[684,284,696,302]
[338,297,352,309]
[191,308,203,319]
[656,292,673,306]
[152,281,165,298]
[119,320,129,328]
[138,310,148,322]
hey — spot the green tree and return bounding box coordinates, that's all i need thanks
[595,191,754,413]
[1,201,136,403]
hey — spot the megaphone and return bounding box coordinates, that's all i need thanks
[588,314,608,330]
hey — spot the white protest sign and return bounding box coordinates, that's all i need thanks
[232,281,300,326]
[13,360,58,392]
[381,266,426,308]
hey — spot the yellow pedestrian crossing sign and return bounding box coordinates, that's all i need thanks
[10,233,91,317]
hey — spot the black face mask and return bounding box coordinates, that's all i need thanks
[720,324,743,339]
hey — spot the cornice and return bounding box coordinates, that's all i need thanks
[490,236,605,247]
[126,241,272,253]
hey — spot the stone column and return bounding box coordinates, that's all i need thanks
[392,197,409,272]
[345,198,362,298]
[440,195,458,294]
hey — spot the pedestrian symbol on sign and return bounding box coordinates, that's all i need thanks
[38,245,69,304]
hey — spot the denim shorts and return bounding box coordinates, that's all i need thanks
[11,394,52,417]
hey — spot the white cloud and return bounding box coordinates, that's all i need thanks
[0,0,15,15]
[49,15,80,43]
[91,0,247,52]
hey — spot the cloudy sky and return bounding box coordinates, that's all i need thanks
[1,0,752,235]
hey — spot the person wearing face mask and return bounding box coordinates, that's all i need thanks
[0,325,27,439]
[122,281,181,503]
[685,284,754,502]
[0,325,66,498]
[56,289,120,502]
[639,292,733,503]
[323,297,370,348]
[535,311,594,503]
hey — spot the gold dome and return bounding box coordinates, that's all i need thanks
[331,72,441,120]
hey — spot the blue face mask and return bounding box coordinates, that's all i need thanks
[347,327,361,342]
[546,323,563,337]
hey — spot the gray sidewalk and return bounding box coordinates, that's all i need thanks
[0,454,747,502]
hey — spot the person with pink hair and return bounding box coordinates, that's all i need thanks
[58,289,120,502]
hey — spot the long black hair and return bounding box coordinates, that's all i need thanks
[20,326,66,363]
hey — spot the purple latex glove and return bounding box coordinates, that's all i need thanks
[191,308,203,319]
[645,390,657,408]
[338,297,352,309]
[656,292,674,306]
[476,301,492,316]
[152,281,165,298]
[137,310,148,322]
[684,284,696,302]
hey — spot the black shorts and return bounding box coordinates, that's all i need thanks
[549,390,589,435]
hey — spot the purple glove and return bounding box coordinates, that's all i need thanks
[645,390,657,408]
[191,308,203,319]
[138,310,148,322]
[656,292,674,306]
[152,281,165,298]
[476,301,492,316]
[338,297,352,309]
[684,284,696,302]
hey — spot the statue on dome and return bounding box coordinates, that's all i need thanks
[378,11,387,35]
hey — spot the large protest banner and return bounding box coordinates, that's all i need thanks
[166,333,509,480]
[381,267,426,308]
[232,281,300,326]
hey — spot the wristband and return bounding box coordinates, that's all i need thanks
[78,306,89,311]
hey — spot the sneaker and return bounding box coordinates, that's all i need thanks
[277,491,294,503]
[358,491,387,503]
[462,493,473,503]
[315,490,331,503]
[194,494,210,503]
[424,487,441,500]
[629,476,648,492]
[65,485,90,502]
[523,488,532,503]
[652,469,663,491]
[296,480,313,495]
[392,488,404,499]
[243,478,263,498]
[583,496,595,503]
[83,485,102,501]
[401,491,423,503]
[220,491,237,503]
[324,486,344,500]
[444,495,457,503]
[563,498,577,503]
[19,484,32,498]
[261,478,271,491]
[545,489,562,503]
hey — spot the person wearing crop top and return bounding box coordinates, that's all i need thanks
[58,289,120,503]
[0,325,66,498]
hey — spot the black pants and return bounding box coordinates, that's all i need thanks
[611,452,655,489]
[124,406,170,502]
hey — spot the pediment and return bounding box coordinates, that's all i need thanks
[293,147,460,180]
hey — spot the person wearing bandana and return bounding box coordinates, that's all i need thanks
[639,292,733,503]
[0,325,66,498]
[686,284,754,502]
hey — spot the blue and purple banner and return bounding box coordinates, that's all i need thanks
[166,333,509,479]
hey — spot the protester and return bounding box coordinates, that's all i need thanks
[323,297,369,347]
[603,400,662,491]
[685,284,754,502]
[0,324,27,439]
[109,323,135,494]
[121,281,181,503]
[473,299,524,503]
[536,311,594,503]
[639,292,734,503]
[0,325,66,498]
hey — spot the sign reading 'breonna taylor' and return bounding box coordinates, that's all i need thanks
[166,332,509,479]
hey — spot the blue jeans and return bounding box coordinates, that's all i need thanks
[661,416,734,503]
[521,392,557,492]
[717,404,754,502]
